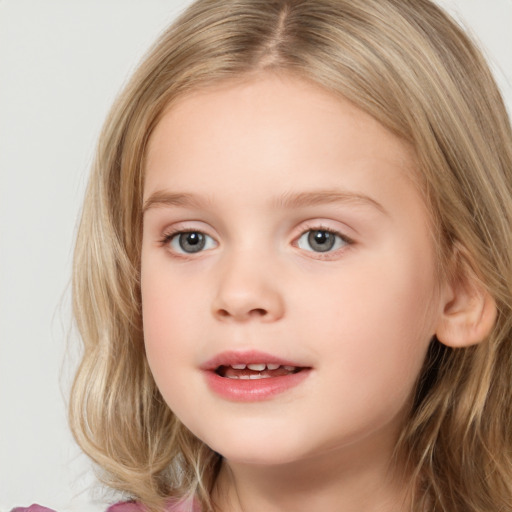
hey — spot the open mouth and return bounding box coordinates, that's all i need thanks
[202,350,311,401]
[216,363,304,380]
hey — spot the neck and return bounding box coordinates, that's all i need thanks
[212,437,411,512]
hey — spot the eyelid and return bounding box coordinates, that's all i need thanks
[156,219,354,258]
[159,224,219,257]
[158,219,217,241]
[293,220,355,242]
[292,221,355,257]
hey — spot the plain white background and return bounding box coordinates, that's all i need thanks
[0,1,511,511]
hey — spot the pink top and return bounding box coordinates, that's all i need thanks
[11,500,200,512]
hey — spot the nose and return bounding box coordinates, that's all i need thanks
[211,250,285,322]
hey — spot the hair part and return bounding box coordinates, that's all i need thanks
[71,1,512,511]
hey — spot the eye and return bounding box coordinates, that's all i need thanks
[168,231,217,254]
[297,229,349,253]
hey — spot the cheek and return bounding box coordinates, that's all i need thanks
[142,273,175,347]
[141,257,219,409]
[304,245,439,388]
[141,264,193,388]
[141,252,206,341]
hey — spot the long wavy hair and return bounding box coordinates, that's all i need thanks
[70,1,512,510]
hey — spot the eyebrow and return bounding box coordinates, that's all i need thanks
[272,190,387,214]
[142,189,387,215]
[143,191,210,214]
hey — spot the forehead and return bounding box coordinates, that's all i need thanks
[144,72,419,209]
[147,74,415,170]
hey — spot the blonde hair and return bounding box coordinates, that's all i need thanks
[70,1,512,510]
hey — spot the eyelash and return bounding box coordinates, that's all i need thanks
[295,225,354,257]
[159,228,217,256]
[159,225,354,257]
[160,228,202,245]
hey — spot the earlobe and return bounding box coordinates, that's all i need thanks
[435,262,497,348]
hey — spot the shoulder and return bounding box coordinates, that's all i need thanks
[10,507,56,512]
[10,499,199,512]
[107,499,199,512]
[106,502,145,512]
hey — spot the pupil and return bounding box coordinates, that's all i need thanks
[179,232,205,253]
[308,230,335,252]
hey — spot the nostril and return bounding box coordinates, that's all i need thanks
[249,308,268,317]
[212,286,284,321]
[214,307,268,320]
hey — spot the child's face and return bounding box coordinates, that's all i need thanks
[141,73,446,468]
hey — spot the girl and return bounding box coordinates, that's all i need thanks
[15,0,512,511]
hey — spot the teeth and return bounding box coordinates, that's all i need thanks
[224,363,299,373]
[247,363,266,371]
[235,373,272,380]
[244,363,295,371]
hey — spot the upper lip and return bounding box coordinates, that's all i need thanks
[200,350,307,371]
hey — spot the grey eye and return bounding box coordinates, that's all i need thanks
[170,231,216,253]
[297,229,347,253]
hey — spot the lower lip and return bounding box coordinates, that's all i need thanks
[204,369,311,402]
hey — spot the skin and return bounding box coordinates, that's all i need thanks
[141,72,453,512]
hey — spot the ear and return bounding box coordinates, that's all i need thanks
[435,247,497,348]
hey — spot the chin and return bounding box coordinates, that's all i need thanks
[195,424,307,466]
